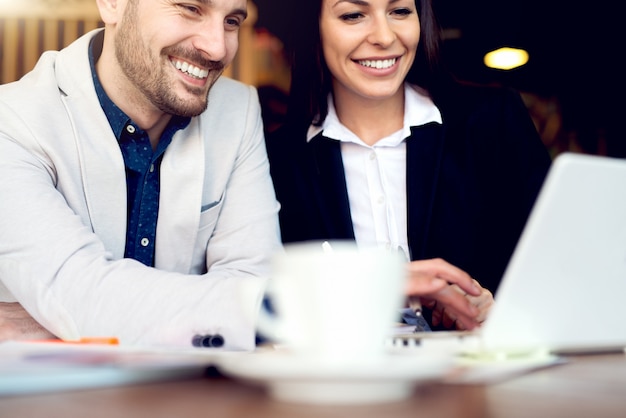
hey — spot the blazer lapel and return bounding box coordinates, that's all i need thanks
[63,95,128,260]
[57,29,128,260]
[308,135,355,239]
[406,123,445,259]
[155,120,203,273]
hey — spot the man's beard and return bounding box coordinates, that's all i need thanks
[114,5,225,117]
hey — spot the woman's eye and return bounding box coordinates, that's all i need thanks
[339,12,364,22]
[392,8,413,17]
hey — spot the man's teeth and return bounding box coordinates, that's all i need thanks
[174,60,209,79]
[358,58,396,69]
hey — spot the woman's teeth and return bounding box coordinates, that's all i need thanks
[358,58,397,69]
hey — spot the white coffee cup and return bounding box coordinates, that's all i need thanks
[257,241,405,363]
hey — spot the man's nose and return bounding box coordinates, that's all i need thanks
[192,19,228,63]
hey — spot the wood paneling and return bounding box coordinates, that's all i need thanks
[0,2,259,86]
[0,17,103,84]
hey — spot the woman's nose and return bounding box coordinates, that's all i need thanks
[367,17,397,48]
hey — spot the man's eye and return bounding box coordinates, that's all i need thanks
[225,17,242,29]
[180,4,201,15]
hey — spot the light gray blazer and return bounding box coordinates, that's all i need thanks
[0,30,281,349]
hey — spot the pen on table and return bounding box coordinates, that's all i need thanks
[408,296,423,317]
[396,245,431,332]
[32,337,119,345]
[395,245,421,315]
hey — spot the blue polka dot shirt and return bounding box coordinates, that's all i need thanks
[89,37,190,266]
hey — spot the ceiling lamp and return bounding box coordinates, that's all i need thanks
[484,47,529,70]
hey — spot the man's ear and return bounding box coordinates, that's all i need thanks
[95,0,122,25]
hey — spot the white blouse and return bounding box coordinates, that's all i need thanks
[307,84,442,257]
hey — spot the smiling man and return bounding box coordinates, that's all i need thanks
[0,0,281,349]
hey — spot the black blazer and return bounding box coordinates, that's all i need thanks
[266,82,552,293]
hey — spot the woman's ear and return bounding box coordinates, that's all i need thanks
[95,0,121,25]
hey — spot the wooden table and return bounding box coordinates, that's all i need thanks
[1,353,625,418]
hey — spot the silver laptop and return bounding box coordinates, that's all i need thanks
[394,152,626,356]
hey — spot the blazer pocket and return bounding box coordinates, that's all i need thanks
[201,199,222,213]
[191,194,224,273]
[199,193,224,231]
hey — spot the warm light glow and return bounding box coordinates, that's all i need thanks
[0,0,100,19]
[483,47,529,70]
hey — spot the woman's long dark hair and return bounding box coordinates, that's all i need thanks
[283,0,447,130]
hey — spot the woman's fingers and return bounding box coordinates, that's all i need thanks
[406,258,481,296]
[403,258,494,330]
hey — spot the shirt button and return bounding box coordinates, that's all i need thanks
[150,164,155,173]
[126,125,136,134]
[377,195,385,204]
[140,237,150,247]
[369,152,376,160]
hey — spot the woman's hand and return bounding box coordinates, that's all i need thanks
[404,258,494,330]
[424,279,494,330]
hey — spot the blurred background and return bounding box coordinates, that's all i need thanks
[1,0,623,158]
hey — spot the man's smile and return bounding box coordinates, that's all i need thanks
[171,58,209,79]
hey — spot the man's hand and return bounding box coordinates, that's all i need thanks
[0,302,56,341]
[404,258,494,330]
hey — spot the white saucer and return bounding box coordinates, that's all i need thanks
[216,350,454,405]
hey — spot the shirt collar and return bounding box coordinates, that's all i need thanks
[89,36,130,140]
[306,83,442,143]
[88,36,190,141]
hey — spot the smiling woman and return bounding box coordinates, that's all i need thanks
[264,0,552,331]
[319,0,421,145]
